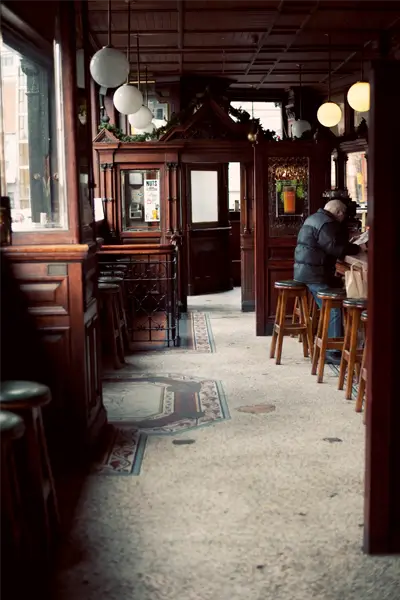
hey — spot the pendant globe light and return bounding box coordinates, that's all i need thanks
[347,47,370,112]
[90,0,129,89]
[128,45,154,129]
[317,33,342,128]
[113,3,143,115]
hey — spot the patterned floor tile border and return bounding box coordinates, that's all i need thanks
[328,364,359,397]
[96,374,229,475]
[190,312,216,353]
[93,425,147,476]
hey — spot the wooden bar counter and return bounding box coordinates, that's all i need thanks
[336,251,368,276]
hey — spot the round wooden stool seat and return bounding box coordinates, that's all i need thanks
[343,298,367,310]
[0,410,25,440]
[275,280,306,290]
[316,289,346,300]
[0,381,58,565]
[98,276,124,284]
[99,270,125,279]
[270,281,313,365]
[338,298,366,400]
[0,381,51,410]
[99,282,119,292]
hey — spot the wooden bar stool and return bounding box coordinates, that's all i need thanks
[0,382,59,563]
[355,310,368,421]
[339,298,367,400]
[0,411,25,564]
[270,280,314,365]
[292,290,319,339]
[98,283,126,369]
[98,276,130,350]
[311,288,346,383]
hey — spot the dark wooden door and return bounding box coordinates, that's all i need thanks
[186,164,232,295]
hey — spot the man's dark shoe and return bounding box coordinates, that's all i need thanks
[325,351,342,366]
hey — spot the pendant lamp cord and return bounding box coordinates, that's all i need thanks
[145,66,148,106]
[328,32,331,101]
[361,45,364,81]
[137,34,140,93]
[299,64,303,119]
[108,0,111,47]
[126,2,130,83]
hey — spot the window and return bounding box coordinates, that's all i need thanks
[228,163,240,211]
[190,170,219,223]
[0,40,67,232]
[230,101,283,139]
[121,169,161,231]
[1,53,13,67]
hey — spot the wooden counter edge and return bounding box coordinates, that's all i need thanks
[2,244,91,262]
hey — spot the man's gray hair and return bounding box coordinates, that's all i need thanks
[324,199,347,217]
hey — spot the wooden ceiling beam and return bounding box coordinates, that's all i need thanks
[88,4,399,14]
[91,27,400,36]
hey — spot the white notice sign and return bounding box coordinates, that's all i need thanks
[144,179,160,222]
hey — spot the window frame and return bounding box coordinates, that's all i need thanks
[1,10,77,245]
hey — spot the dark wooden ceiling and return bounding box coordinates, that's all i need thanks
[87,0,400,92]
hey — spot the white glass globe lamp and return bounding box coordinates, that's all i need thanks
[113,84,143,115]
[347,81,370,112]
[317,102,342,127]
[90,46,130,89]
[128,106,153,129]
[291,119,311,139]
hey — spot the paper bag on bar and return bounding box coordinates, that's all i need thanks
[345,264,367,299]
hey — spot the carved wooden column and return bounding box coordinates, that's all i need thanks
[100,162,117,239]
[240,163,255,312]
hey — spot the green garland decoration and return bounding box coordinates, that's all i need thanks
[99,100,277,142]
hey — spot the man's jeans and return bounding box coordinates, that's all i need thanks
[307,283,343,339]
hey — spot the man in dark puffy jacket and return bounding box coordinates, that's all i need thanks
[294,199,362,363]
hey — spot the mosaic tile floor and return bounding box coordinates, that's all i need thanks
[95,373,229,475]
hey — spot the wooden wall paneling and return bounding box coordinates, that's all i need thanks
[241,163,255,312]
[364,59,400,555]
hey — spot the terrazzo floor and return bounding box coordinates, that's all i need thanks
[53,288,400,600]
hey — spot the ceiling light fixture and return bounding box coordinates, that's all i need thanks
[90,0,130,89]
[347,46,370,112]
[113,2,143,115]
[317,33,342,128]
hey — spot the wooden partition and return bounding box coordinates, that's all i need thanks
[254,140,332,335]
[94,98,255,311]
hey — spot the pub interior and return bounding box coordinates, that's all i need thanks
[0,1,400,598]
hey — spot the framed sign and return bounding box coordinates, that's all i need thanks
[144,178,160,222]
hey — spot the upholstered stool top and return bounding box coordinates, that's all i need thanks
[101,262,128,269]
[316,289,346,300]
[98,276,124,284]
[99,270,125,278]
[0,410,25,440]
[361,310,368,322]
[343,298,367,310]
[275,280,306,290]
[98,283,120,292]
[0,381,51,409]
